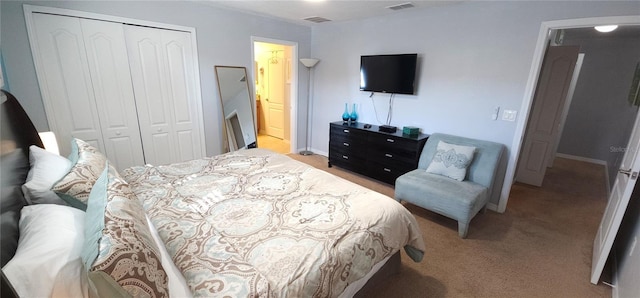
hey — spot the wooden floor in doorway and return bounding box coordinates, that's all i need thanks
[258,134,289,154]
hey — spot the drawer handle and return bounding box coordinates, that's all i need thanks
[343,129,350,133]
[386,138,395,143]
[343,143,350,147]
[342,155,349,160]
[385,153,393,158]
[384,168,392,172]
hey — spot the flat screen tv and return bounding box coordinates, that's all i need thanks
[360,54,417,95]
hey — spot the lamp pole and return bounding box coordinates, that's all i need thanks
[299,58,319,156]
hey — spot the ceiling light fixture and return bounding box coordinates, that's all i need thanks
[594,25,618,33]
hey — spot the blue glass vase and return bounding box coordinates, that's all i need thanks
[350,103,358,123]
[342,103,350,123]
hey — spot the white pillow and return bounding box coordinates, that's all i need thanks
[21,145,72,205]
[2,204,87,298]
[425,141,476,181]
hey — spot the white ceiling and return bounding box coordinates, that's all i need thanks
[204,0,463,26]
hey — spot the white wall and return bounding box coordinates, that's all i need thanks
[309,1,640,206]
[0,0,311,156]
[558,34,640,187]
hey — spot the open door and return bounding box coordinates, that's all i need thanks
[591,111,640,284]
[547,53,585,168]
[264,55,285,139]
[516,46,579,186]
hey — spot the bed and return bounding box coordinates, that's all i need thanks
[0,89,425,297]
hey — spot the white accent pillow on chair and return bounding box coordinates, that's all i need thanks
[426,141,476,181]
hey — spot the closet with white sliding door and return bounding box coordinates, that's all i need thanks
[25,6,205,170]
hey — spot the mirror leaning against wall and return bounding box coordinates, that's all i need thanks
[215,66,258,152]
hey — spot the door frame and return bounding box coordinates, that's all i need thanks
[23,4,207,158]
[499,15,640,212]
[250,36,299,154]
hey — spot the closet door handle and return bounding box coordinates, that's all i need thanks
[343,143,350,147]
[385,153,393,158]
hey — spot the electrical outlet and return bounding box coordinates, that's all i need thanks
[502,110,517,122]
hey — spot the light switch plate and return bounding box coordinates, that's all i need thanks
[491,106,499,120]
[502,110,517,121]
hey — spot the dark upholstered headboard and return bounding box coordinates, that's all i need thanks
[0,90,43,266]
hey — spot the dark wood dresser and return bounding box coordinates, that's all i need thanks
[328,121,429,185]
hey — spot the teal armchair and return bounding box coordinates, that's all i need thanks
[395,133,505,238]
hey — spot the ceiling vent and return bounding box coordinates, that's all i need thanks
[304,16,332,23]
[386,2,415,11]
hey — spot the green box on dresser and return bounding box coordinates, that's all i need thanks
[328,122,429,185]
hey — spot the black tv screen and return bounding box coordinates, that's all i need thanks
[360,54,417,95]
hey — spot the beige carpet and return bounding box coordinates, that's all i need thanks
[287,154,612,298]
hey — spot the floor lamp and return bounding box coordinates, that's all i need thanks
[299,58,319,156]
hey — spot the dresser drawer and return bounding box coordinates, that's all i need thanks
[330,137,365,152]
[365,163,409,185]
[368,134,420,158]
[328,121,428,185]
[368,134,415,148]
[368,160,414,176]
[329,150,366,170]
[330,124,368,140]
[368,147,416,166]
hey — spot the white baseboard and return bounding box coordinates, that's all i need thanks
[313,149,328,157]
[487,203,499,212]
[294,147,328,157]
[556,153,607,165]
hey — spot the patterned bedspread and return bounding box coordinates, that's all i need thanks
[122,149,425,297]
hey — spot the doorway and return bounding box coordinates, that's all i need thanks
[506,17,640,286]
[252,39,296,154]
[500,15,640,212]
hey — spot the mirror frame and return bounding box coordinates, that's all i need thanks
[214,65,257,152]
